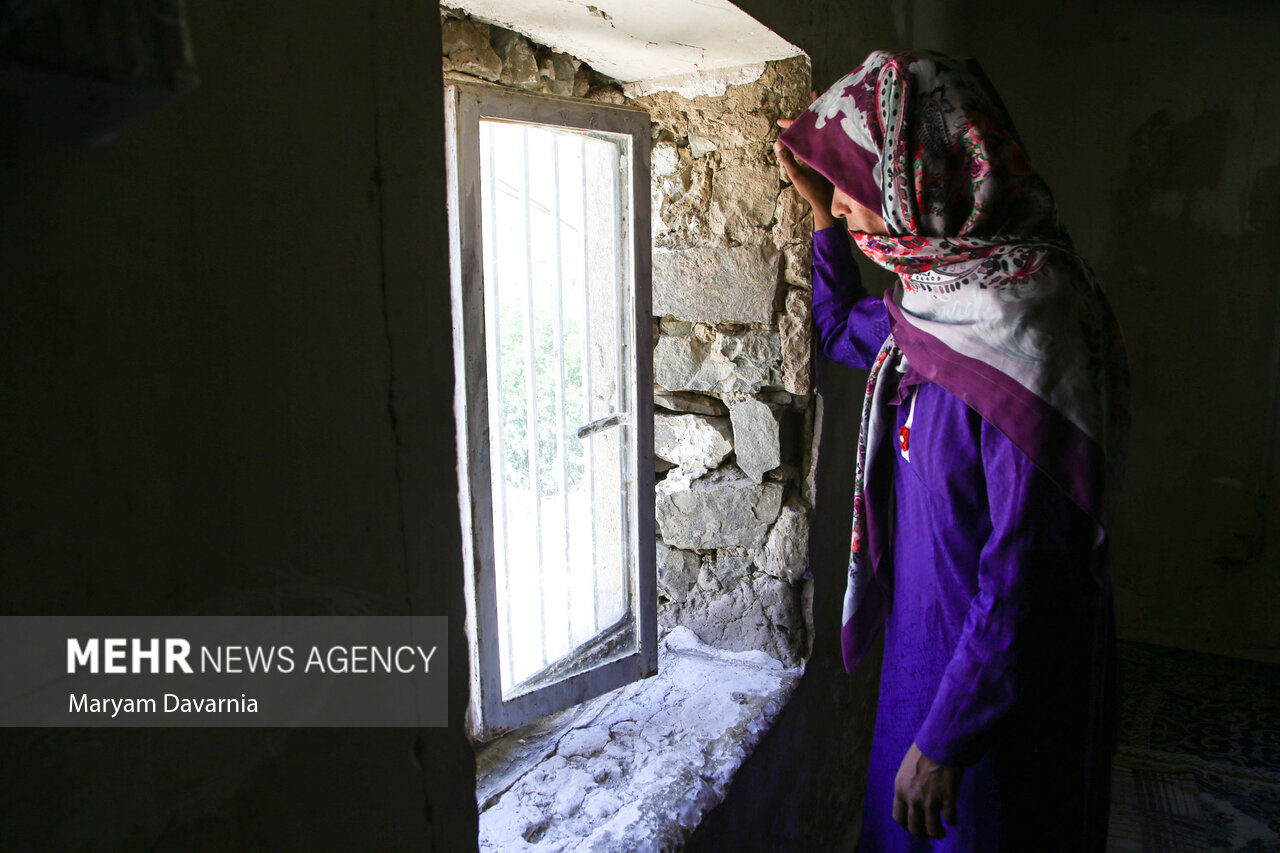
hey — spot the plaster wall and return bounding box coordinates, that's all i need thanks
[446,0,802,83]
[0,1,478,850]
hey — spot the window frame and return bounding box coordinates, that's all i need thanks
[445,82,656,741]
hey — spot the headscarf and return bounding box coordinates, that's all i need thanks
[780,51,1130,673]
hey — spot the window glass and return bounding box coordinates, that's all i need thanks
[479,120,636,697]
[447,83,655,739]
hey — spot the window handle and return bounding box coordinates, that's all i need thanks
[576,412,628,440]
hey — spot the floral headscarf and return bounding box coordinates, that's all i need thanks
[780,51,1129,673]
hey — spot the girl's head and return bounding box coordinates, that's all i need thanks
[778,50,1063,245]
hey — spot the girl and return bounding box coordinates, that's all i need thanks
[777,50,1129,852]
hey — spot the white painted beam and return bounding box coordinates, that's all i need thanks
[446,0,802,83]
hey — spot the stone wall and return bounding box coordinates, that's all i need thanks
[442,11,816,667]
[629,58,814,667]
[442,8,616,101]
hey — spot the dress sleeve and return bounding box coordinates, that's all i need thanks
[811,225,892,370]
[913,419,1092,768]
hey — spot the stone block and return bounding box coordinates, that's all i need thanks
[754,501,810,583]
[573,65,592,98]
[689,111,772,154]
[585,84,626,105]
[653,389,728,417]
[652,245,781,324]
[782,242,812,289]
[654,413,733,485]
[538,50,579,97]
[688,131,718,158]
[710,553,752,591]
[652,142,679,178]
[656,539,700,603]
[654,329,781,395]
[492,29,539,89]
[802,396,822,507]
[662,574,806,666]
[756,390,794,406]
[772,184,814,246]
[442,18,502,81]
[709,165,779,243]
[728,399,781,482]
[779,287,812,395]
[658,317,693,335]
[655,466,783,550]
[654,162,713,251]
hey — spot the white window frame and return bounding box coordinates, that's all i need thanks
[445,82,656,741]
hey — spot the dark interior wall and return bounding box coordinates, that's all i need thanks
[695,1,1280,849]
[0,1,478,850]
[736,0,1280,662]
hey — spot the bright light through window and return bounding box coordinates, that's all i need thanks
[447,83,655,739]
[479,120,633,697]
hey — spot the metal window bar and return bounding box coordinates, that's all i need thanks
[579,135,599,636]
[519,125,548,668]
[481,123,515,690]
[551,138,572,651]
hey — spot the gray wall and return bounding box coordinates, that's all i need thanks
[0,0,478,849]
[692,0,1280,849]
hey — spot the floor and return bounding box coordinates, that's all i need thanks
[1108,642,1280,852]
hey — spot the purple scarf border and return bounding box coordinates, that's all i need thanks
[885,294,1109,542]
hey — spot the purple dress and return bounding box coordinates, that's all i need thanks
[813,228,1114,852]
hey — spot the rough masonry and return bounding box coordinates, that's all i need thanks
[442,7,816,669]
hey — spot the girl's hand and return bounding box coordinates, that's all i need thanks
[775,114,837,230]
[893,742,963,840]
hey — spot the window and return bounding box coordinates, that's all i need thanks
[446,83,656,740]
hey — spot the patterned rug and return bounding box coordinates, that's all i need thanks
[1108,643,1280,852]
[1109,758,1207,852]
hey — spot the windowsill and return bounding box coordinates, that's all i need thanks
[476,627,803,850]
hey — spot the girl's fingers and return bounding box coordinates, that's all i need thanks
[908,803,929,840]
[775,145,808,187]
[774,142,797,173]
[776,145,816,185]
[925,803,946,839]
[892,794,908,831]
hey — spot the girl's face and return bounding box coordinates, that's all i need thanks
[832,186,888,235]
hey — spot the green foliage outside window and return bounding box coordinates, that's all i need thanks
[499,301,585,496]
